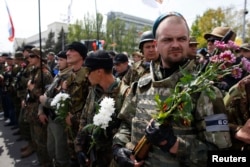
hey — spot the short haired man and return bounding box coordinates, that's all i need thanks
[112,12,231,166]
[75,50,129,167]
[187,36,199,59]
[39,51,72,167]
[113,53,130,80]
[64,41,90,166]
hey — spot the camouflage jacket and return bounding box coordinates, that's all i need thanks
[25,65,53,124]
[224,81,250,150]
[113,60,232,167]
[38,67,73,119]
[122,59,157,86]
[75,78,129,164]
[65,67,90,133]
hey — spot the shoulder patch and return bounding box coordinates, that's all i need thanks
[138,74,152,88]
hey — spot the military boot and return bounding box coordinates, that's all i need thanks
[20,143,29,152]
[20,144,35,158]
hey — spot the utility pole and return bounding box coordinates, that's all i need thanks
[95,0,99,49]
[242,0,248,43]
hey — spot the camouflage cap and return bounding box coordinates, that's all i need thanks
[189,36,199,44]
[240,43,250,51]
[30,48,46,60]
[14,51,24,60]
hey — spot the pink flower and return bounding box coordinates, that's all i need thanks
[231,67,243,79]
[242,57,250,73]
[219,50,236,64]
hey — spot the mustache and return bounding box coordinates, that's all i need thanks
[169,47,182,52]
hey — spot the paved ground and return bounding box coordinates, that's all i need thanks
[0,119,36,167]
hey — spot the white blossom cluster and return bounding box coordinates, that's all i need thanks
[51,92,70,113]
[93,97,115,129]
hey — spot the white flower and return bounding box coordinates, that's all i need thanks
[51,92,70,106]
[93,97,115,129]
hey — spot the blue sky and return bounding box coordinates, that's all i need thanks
[0,0,248,52]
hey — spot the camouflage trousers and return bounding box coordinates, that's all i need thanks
[30,122,52,166]
[25,102,52,166]
[18,108,32,141]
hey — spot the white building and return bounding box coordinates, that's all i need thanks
[13,11,154,51]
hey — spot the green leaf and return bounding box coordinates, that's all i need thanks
[204,87,217,100]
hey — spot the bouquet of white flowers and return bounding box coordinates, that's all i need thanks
[51,92,72,137]
[83,97,115,154]
[51,92,70,122]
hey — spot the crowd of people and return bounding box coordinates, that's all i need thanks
[0,11,250,167]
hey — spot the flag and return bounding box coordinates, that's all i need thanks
[142,0,163,8]
[67,0,73,24]
[5,0,15,42]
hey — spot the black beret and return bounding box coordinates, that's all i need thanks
[84,50,113,70]
[66,41,87,59]
[1,53,9,57]
[56,51,67,59]
[23,45,35,52]
[113,53,128,65]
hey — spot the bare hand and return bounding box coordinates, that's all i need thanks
[235,119,250,144]
[39,94,47,105]
[66,112,72,126]
[39,114,48,125]
[62,80,68,90]
[129,154,144,167]
[21,100,26,108]
[27,80,35,91]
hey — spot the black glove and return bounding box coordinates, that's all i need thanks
[112,145,134,167]
[145,120,177,152]
[77,151,89,166]
[215,81,228,90]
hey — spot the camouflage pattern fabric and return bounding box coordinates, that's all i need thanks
[63,67,90,161]
[25,65,53,166]
[224,81,250,150]
[113,60,232,167]
[75,78,129,167]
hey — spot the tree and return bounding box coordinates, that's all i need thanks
[190,7,225,48]
[191,6,250,47]
[67,19,85,42]
[54,27,67,54]
[44,30,55,54]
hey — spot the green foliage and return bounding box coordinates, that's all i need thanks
[54,28,67,54]
[190,6,249,48]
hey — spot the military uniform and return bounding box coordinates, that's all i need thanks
[122,58,160,86]
[2,62,16,125]
[122,60,150,86]
[224,80,250,151]
[40,66,73,167]
[65,67,90,161]
[113,60,232,167]
[24,64,53,166]
[75,78,129,167]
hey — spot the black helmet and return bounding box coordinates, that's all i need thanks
[139,31,154,51]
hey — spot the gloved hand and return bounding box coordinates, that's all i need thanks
[145,119,177,152]
[112,145,134,167]
[77,151,89,166]
[215,81,228,90]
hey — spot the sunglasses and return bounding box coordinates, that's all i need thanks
[189,44,198,47]
[29,54,37,58]
[207,38,221,43]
